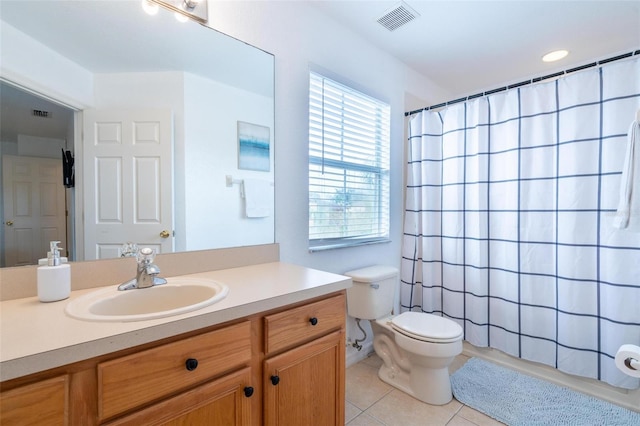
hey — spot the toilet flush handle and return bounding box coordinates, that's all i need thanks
[370,284,380,289]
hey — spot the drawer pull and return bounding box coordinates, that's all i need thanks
[270,375,280,386]
[309,317,318,326]
[244,386,254,397]
[185,358,199,371]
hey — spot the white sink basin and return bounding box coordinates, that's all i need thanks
[65,277,228,322]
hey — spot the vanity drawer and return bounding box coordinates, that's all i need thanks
[264,293,345,354]
[0,375,69,425]
[98,321,251,421]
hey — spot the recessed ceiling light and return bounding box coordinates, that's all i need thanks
[542,50,569,62]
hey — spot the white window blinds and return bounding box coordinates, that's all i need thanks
[308,71,390,250]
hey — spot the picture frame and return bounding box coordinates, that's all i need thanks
[237,121,270,172]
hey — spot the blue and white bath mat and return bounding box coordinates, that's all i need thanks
[451,357,640,426]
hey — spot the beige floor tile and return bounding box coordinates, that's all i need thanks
[347,351,505,426]
[449,354,470,374]
[361,352,383,369]
[345,400,362,424]
[366,389,463,426]
[456,406,505,426]
[347,412,386,426]
[446,414,478,426]
[346,363,393,410]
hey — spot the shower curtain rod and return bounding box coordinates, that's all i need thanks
[404,49,640,117]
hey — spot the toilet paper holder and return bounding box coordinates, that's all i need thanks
[624,357,639,371]
[615,344,640,378]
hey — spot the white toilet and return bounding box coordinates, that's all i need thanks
[345,265,463,405]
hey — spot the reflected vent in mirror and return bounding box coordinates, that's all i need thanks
[32,109,51,118]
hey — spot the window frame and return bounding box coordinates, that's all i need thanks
[308,71,391,252]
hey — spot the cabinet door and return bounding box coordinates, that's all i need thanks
[264,330,345,426]
[104,368,253,426]
[0,375,68,426]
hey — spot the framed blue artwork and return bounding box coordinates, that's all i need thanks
[237,121,270,172]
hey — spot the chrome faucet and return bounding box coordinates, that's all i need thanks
[118,247,167,291]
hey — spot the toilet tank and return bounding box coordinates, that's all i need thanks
[344,265,398,320]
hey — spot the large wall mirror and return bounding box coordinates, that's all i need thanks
[0,1,275,267]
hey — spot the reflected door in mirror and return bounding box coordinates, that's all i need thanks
[2,155,67,266]
[83,109,174,260]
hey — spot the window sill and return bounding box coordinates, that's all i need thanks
[308,238,391,252]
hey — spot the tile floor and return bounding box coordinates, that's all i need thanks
[345,353,504,426]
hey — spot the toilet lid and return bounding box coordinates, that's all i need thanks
[391,312,463,343]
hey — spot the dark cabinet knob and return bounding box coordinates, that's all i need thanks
[309,317,318,326]
[244,386,254,397]
[185,358,199,371]
[270,375,280,385]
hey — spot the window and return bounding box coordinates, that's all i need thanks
[308,71,390,251]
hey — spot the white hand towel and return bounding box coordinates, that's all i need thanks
[613,120,640,230]
[243,179,271,218]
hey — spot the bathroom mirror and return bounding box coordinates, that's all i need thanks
[0,0,275,266]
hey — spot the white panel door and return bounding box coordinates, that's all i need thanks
[83,109,173,260]
[2,155,66,266]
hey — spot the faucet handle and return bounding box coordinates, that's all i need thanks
[120,242,139,258]
[137,247,156,264]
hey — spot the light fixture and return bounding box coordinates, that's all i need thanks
[183,0,199,11]
[141,0,159,16]
[147,0,207,24]
[174,11,189,22]
[542,50,569,63]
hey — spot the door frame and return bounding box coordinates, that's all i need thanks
[0,77,84,262]
[73,111,84,261]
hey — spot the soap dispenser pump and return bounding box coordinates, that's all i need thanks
[37,241,71,302]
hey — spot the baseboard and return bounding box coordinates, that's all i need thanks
[463,343,640,413]
[346,341,374,367]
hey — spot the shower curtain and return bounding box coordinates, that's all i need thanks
[401,57,640,389]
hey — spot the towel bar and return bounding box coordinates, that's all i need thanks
[225,175,274,187]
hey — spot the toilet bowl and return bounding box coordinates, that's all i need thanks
[345,266,463,405]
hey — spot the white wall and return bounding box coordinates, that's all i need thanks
[0,22,93,108]
[208,1,448,269]
[206,1,450,361]
[183,73,275,250]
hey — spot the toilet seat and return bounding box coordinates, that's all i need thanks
[390,312,463,343]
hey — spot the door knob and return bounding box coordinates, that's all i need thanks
[5,221,13,226]
[159,230,171,238]
[270,375,280,385]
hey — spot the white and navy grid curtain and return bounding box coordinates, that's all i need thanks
[401,57,640,389]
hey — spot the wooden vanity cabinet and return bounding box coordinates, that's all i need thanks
[264,331,344,425]
[103,367,253,426]
[0,375,69,425]
[0,291,346,426]
[263,294,346,426]
[97,321,252,421]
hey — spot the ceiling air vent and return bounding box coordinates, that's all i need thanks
[376,1,420,32]
[32,109,50,118]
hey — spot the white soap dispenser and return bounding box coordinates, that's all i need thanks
[37,241,71,302]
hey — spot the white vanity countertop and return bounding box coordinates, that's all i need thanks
[0,262,351,382]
